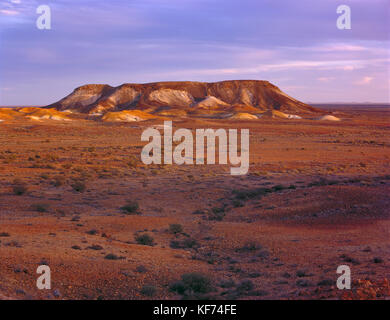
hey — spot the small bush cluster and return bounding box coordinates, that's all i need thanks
[104,253,124,260]
[168,224,183,234]
[135,234,154,246]
[170,238,199,249]
[30,203,50,213]
[140,285,157,297]
[207,207,226,221]
[120,201,140,215]
[12,179,28,195]
[235,241,262,253]
[232,184,292,202]
[170,273,214,299]
[71,180,86,193]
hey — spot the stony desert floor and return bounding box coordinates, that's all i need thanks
[0,105,389,300]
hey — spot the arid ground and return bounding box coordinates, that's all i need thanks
[0,104,389,300]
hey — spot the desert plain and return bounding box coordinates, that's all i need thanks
[0,100,389,300]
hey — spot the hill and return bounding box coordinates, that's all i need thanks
[47,80,323,118]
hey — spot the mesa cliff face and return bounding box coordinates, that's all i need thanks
[48,80,322,117]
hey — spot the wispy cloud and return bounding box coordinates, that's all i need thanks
[0,9,19,15]
[311,44,367,52]
[317,77,335,82]
[355,76,374,85]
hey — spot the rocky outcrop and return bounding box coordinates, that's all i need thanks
[0,107,72,122]
[195,96,230,109]
[101,110,159,122]
[48,80,322,116]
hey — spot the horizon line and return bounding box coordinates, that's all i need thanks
[1,102,390,108]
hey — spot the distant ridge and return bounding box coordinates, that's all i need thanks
[47,80,323,116]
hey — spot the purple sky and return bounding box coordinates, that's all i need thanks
[0,0,389,105]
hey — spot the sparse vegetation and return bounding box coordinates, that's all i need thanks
[236,280,254,293]
[232,187,272,200]
[236,241,262,253]
[170,238,199,249]
[12,179,27,195]
[170,273,214,298]
[207,207,226,221]
[232,185,290,202]
[1,100,389,300]
[71,179,86,193]
[135,234,154,246]
[104,253,124,260]
[169,224,183,234]
[296,270,309,277]
[135,265,148,273]
[52,176,65,187]
[219,279,236,289]
[232,199,244,208]
[87,244,103,250]
[120,201,140,215]
[140,285,157,297]
[373,257,383,263]
[0,232,10,237]
[86,229,98,235]
[30,202,50,213]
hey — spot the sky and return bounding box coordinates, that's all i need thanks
[0,0,389,105]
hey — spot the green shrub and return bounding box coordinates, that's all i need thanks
[170,273,214,296]
[120,201,140,214]
[232,188,272,200]
[236,280,254,293]
[219,279,236,288]
[135,234,154,246]
[232,199,244,208]
[236,241,262,253]
[140,285,157,297]
[12,179,27,195]
[170,238,199,249]
[104,253,124,260]
[52,176,65,187]
[30,202,50,213]
[71,180,86,192]
[208,207,226,221]
[169,224,183,234]
[272,185,285,192]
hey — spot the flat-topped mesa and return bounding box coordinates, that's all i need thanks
[48,80,322,116]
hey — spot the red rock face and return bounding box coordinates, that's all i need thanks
[48,80,322,115]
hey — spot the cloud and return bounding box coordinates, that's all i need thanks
[317,77,335,82]
[311,44,367,52]
[137,59,366,79]
[0,9,19,15]
[0,0,389,105]
[355,76,374,85]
